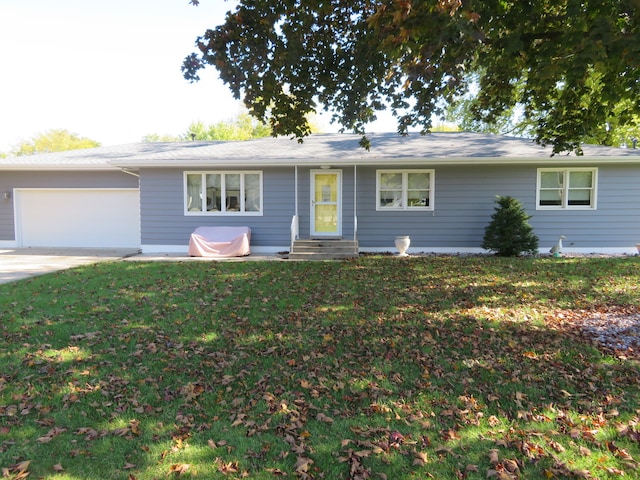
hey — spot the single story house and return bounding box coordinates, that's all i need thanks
[1,132,640,254]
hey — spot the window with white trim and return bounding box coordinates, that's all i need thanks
[376,170,434,211]
[185,172,263,215]
[537,168,597,209]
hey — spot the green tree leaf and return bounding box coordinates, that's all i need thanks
[185,1,640,154]
[12,129,100,156]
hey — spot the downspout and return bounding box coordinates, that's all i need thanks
[294,165,298,218]
[290,165,299,250]
[353,164,357,242]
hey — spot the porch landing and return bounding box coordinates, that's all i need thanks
[289,239,359,260]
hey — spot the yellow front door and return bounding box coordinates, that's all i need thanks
[311,170,341,237]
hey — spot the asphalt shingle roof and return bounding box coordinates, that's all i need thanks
[1,132,639,170]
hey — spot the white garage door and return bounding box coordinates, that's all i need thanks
[16,189,140,248]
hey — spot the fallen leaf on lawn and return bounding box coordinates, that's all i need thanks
[603,466,626,475]
[486,468,515,479]
[435,446,453,456]
[294,457,313,474]
[316,413,333,424]
[53,463,64,472]
[503,458,520,474]
[548,440,566,453]
[37,426,67,443]
[488,448,500,464]
[168,463,191,475]
[266,467,288,476]
[8,460,31,479]
[413,451,428,466]
[217,460,239,474]
[123,462,136,469]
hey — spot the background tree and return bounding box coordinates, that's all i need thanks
[482,196,539,257]
[141,133,182,142]
[184,0,640,154]
[142,114,271,142]
[12,129,100,156]
[143,112,321,142]
[445,77,640,148]
[184,114,271,141]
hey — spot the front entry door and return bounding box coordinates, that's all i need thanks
[311,170,342,237]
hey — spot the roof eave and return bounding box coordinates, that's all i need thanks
[0,165,126,171]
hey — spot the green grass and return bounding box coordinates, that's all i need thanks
[1,256,640,479]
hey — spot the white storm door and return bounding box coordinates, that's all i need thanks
[310,170,342,237]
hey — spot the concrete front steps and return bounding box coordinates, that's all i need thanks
[288,239,359,260]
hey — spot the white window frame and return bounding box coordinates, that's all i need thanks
[376,169,434,211]
[184,171,263,216]
[536,168,598,210]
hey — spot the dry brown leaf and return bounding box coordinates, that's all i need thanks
[12,460,31,474]
[316,412,334,424]
[413,451,428,466]
[486,468,515,480]
[549,440,566,453]
[503,458,520,474]
[294,457,313,474]
[168,463,191,475]
[488,449,500,464]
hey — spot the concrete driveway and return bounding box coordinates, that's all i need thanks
[0,248,141,284]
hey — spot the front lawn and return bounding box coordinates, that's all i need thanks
[1,256,640,479]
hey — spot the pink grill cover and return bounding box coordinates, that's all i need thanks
[188,226,251,257]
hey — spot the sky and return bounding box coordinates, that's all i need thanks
[0,0,247,152]
[0,0,406,154]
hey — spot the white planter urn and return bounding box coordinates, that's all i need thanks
[395,235,411,256]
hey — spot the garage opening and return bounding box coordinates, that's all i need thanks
[15,189,140,248]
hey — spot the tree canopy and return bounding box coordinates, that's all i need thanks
[184,0,640,154]
[142,114,272,142]
[11,129,100,156]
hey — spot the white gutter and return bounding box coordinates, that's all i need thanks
[120,168,140,178]
[109,155,640,169]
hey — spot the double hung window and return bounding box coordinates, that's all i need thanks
[185,172,262,215]
[377,170,434,211]
[537,168,597,209]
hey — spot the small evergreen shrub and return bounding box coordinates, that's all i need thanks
[482,195,539,256]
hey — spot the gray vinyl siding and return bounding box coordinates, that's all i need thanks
[139,163,640,250]
[0,171,138,242]
[140,168,297,247]
[354,165,533,249]
[531,165,640,249]
[354,164,640,250]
